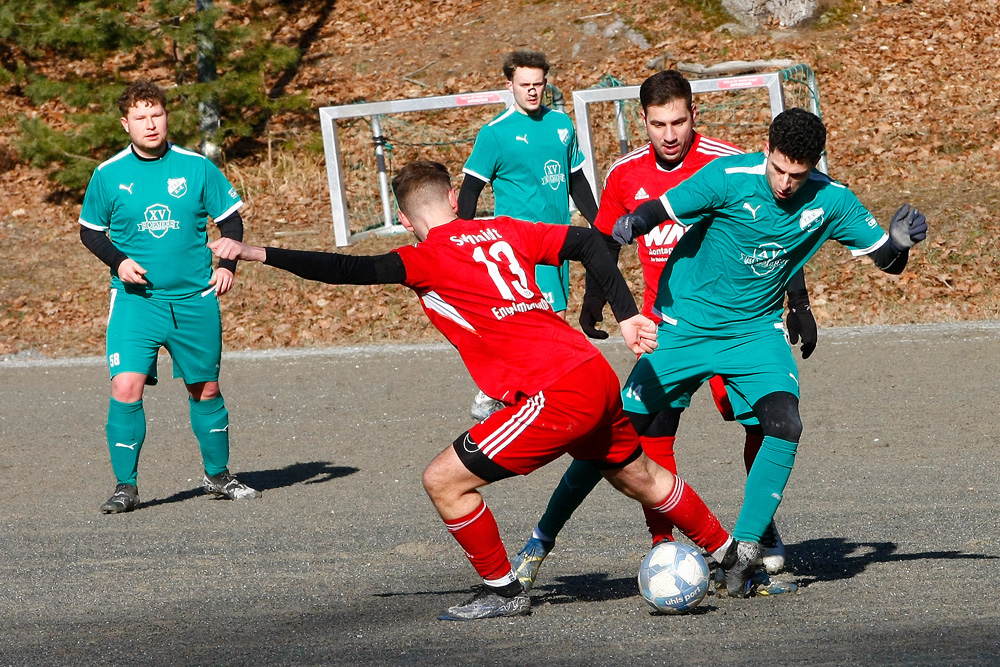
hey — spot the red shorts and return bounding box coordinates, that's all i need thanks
[460,355,643,481]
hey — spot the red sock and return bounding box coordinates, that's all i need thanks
[649,476,730,553]
[743,431,765,474]
[641,435,677,473]
[443,500,512,583]
[641,435,678,544]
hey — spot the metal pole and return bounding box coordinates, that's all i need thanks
[615,101,629,156]
[195,0,221,163]
[371,115,394,229]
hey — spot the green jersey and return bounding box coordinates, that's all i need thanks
[463,105,585,226]
[655,152,887,333]
[79,143,243,300]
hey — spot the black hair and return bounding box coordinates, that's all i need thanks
[768,108,826,165]
[502,50,550,80]
[639,70,692,111]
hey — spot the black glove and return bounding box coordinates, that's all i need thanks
[888,203,927,250]
[612,213,641,245]
[579,292,609,340]
[786,292,817,359]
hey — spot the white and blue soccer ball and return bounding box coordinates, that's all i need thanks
[637,541,710,614]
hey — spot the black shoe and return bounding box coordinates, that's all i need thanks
[202,471,261,500]
[720,540,762,598]
[100,483,139,514]
[437,584,531,621]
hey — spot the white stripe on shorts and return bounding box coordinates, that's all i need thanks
[477,393,545,459]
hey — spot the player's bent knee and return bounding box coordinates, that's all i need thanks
[753,391,802,442]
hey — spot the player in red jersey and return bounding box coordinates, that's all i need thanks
[210,160,750,621]
[509,70,816,592]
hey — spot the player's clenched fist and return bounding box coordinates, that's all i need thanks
[612,213,641,245]
[888,203,927,250]
[208,237,267,263]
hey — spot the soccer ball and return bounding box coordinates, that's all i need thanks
[637,541,710,614]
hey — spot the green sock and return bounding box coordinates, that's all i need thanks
[733,435,798,542]
[189,395,230,477]
[106,398,146,486]
[536,458,604,540]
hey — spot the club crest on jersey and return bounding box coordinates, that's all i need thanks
[167,177,188,198]
[741,242,788,277]
[799,208,824,232]
[542,160,566,191]
[558,128,569,145]
[137,204,180,238]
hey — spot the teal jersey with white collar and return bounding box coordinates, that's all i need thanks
[463,105,585,226]
[79,143,242,300]
[655,152,888,333]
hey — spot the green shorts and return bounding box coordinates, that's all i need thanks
[106,288,222,385]
[535,260,570,313]
[622,321,798,417]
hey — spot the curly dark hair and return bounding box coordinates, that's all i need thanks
[639,70,692,112]
[768,108,826,165]
[391,161,452,217]
[502,49,550,80]
[117,79,167,117]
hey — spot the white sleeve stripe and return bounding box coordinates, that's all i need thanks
[852,233,889,256]
[461,167,491,184]
[214,200,244,222]
[79,218,107,231]
[659,194,683,225]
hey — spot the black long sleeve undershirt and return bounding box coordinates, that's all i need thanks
[558,227,638,322]
[80,226,130,274]
[456,175,487,220]
[867,237,909,274]
[215,212,244,274]
[80,210,246,274]
[264,226,638,322]
[264,247,407,285]
[568,170,598,225]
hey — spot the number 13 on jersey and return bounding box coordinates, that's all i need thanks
[472,241,535,301]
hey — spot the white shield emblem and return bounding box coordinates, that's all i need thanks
[558,128,570,145]
[167,177,188,198]
[799,208,824,231]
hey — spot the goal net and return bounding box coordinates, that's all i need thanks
[318,65,822,246]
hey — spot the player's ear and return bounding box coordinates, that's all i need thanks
[121,116,129,132]
[764,141,771,158]
[690,103,697,125]
[447,188,458,214]
[398,210,415,234]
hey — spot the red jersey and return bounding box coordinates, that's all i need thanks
[393,216,599,402]
[593,133,743,316]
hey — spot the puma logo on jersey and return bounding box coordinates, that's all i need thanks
[743,202,761,219]
[119,183,134,194]
[114,442,138,450]
[516,134,529,144]
[634,187,649,201]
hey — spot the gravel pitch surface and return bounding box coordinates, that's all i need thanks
[2,322,999,666]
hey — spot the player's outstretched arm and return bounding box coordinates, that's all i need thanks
[868,203,927,275]
[208,238,406,286]
[611,198,668,245]
[559,226,640,323]
[785,269,817,359]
